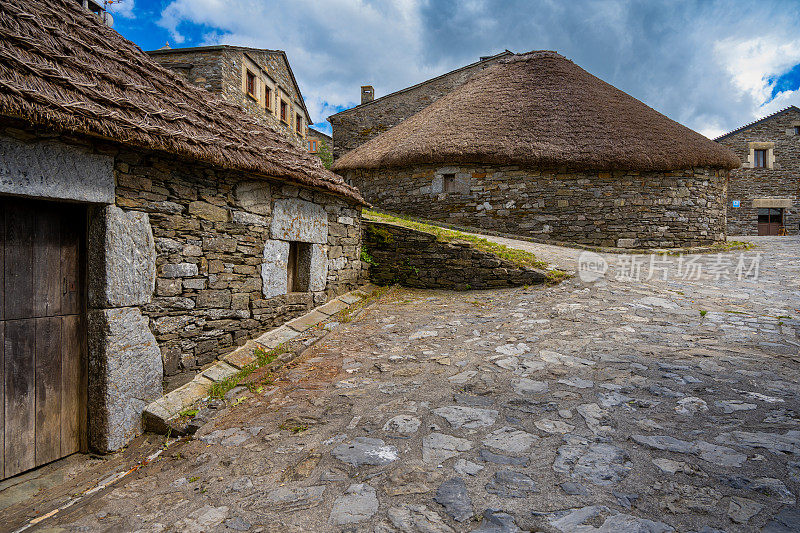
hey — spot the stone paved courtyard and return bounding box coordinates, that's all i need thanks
[28,237,800,532]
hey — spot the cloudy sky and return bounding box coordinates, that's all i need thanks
[109,0,800,138]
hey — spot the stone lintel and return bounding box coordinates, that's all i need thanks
[752,198,793,209]
[0,134,115,204]
[270,198,328,243]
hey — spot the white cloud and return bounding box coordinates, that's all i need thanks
[156,0,800,133]
[107,0,135,19]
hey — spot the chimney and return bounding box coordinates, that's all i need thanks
[361,85,374,105]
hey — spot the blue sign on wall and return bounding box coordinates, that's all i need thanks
[732,200,740,208]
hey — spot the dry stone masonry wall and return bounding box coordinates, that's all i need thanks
[346,165,728,249]
[363,221,546,290]
[113,147,364,382]
[716,108,800,235]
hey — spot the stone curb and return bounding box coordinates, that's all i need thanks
[142,285,377,434]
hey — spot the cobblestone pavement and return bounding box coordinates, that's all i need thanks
[41,237,800,532]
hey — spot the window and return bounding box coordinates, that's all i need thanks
[794,126,800,135]
[443,173,457,193]
[754,149,767,168]
[280,100,288,123]
[757,208,783,224]
[245,70,256,98]
[264,85,272,110]
[286,242,311,292]
[296,113,303,134]
[308,139,318,153]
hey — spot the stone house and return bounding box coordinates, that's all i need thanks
[715,106,800,236]
[328,51,512,160]
[148,45,313,148]
[0,0,365,478]
[334,51,740,249]
[307,127,333,155]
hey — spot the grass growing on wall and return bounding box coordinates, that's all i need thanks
[364,209,550,270]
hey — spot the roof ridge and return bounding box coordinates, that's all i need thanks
[327,50,514,119]
[714,105,800,140]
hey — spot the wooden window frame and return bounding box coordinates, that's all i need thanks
[245,70,257,100]
[754,149,767,168]
[280,100,288,124]
[264,85,272,111]
[295,113,303,134]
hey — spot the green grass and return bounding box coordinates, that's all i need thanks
[365,209,549,270]
[333,285,392,323]
[207,345,289,400]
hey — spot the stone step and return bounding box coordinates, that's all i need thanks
[141,287,373,435]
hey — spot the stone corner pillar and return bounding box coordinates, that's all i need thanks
[86,204,161,453]
[88,307,163,453]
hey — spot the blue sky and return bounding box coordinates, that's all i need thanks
[109,0,800,138]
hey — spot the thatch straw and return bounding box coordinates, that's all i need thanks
[334,51,740,172]
[0,0,364,204]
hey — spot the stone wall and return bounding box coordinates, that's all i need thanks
[113,147,364,381]
[149,47,309,147]
[1,122,365,451]
[345,165,728,249]
[328,54,509,160]
[715,108,800,235]
[363,221,546,290]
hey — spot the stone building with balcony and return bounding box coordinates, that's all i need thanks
[148,45,312,148]
[715,106,800,236]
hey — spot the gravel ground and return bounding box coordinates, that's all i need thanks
[30,236,800,533]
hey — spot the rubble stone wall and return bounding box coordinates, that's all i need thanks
[114,147,365,380]
[715,108,800,235]
[363,221,546,290]
[150,48,308,147]
[345,165,728,248]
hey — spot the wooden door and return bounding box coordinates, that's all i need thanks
[757,208,783,236]
[1,198,86,480]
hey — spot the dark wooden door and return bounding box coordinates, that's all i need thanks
[1,198,86,479]
[757,208,783,236]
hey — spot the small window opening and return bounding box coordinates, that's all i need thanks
[754,149,767,168]
[296,113,303,134]
[265,85,272,110]
[443,173,457,193]
[245,70,256,97]
[794,126,800,135]
[287,242,311,293]
[280,100,288,123]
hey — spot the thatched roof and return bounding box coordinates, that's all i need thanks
[334,51,739,172]
[0,0,364,204]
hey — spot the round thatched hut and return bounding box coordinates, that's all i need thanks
[333,51,740,248]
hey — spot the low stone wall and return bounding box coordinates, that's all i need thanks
[344,164,728,248]
[363,221,546,290]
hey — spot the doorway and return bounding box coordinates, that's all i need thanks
[757,208,783,236]
[1,198,87,480]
